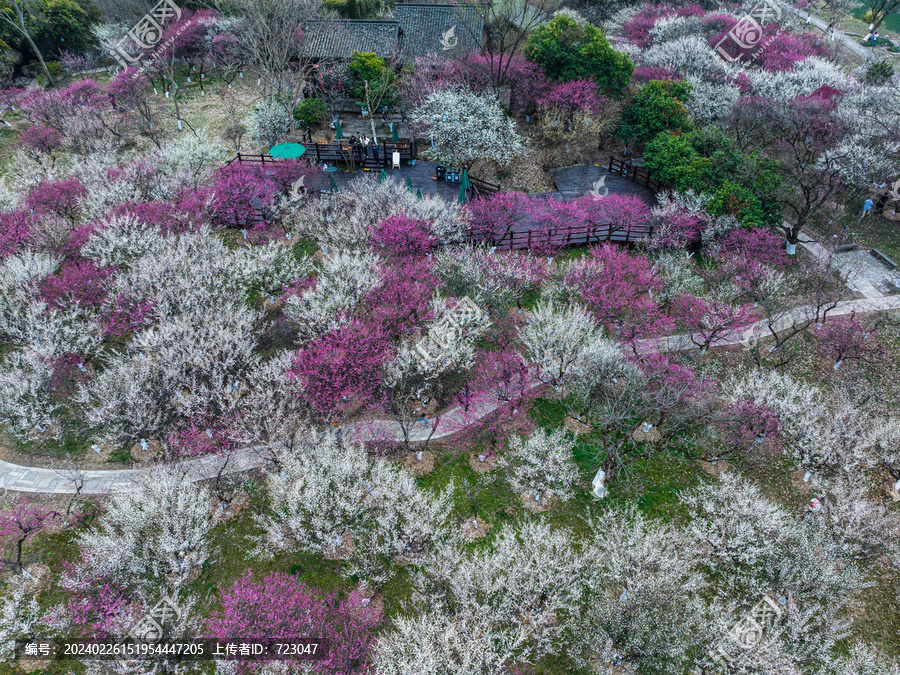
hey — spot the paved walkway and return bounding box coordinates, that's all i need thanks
[636,294,900,353]
[4,290,900,494]
[789,5,893,62]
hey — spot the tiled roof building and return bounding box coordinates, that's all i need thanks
[395,3,484,61]
[301,19,402,60]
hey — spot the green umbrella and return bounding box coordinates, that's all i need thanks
[461,169,471,191]
[334,119,343,140]
[330,174,338,192]
[416,188,423,201]
[391,122,399,142]
[406,175,414,193]
[379,168,388,183]
[457,180,467,205]
[269,143,306,159]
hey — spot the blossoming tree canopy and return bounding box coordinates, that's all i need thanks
[410,89,524,169]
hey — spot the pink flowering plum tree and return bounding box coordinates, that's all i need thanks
[99,294,155,337]
[39,259,113,311]
[363,256,439,339]
[291,320,392,422]
[814,313,888,371]
[667,293,755,352]
[208,570,382,674]
[209,161,314,232]
[62,582,135,639]
[108,67,162,147]
[631,66,681,84]
[466,191,533,243]
[18,79,121,153]
[25,178,88,227]
[561,243,670,343]
[371,215,438,257]
[208,163,280,230]
[451,347,539,460]
[0,497,58,570]
[711,398,782,463]
[0,210,31,259]
[18,126,63,164]
[537,79,604,118]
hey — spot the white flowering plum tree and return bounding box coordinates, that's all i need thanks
[254,431,453,582]
[285,175,464,248]
[519,299,624,389]
[497,428,580,505]
[72,468,215,592]
[415,520,583,661]
[571,505,711,674]
[410,89,524,170]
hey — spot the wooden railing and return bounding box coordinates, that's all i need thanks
[464,221,652,251]
[469,175,500,198]
[608,156,665,192]
[311,139,417,168]
[225,153,285,166]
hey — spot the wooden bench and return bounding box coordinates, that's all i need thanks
[871,248,898,269]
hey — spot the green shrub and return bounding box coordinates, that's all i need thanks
[867,59,895,84]
[36,60,64,85]
[524,14,633,97]
[618,79,692,144]
[294,98,328,129]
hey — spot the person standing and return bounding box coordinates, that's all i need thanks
[862,197,874,218]
[373,142,380,164]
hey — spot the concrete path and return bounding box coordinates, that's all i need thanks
[789,5,887,61]
[636,294,900,353]
[800,240,885,298]
[0,377,522,495]
[4,291,900,494]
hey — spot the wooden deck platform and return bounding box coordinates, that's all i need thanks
[549,163,658,205]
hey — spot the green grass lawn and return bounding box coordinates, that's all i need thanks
[845,211,900,264]
[853,5,900,34]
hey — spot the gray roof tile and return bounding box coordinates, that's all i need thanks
[301,20,401,60]
[395,3,483,61]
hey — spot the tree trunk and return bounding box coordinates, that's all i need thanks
[2,3,53,87]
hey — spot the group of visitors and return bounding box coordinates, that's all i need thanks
[347,134,380,161]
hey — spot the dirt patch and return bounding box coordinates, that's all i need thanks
[519,490,552,513]
[213,492,251,521]
[632,423,661,444]
[403,450,435,477]
[323,531,355,560]
[883,475,900,503]
[563,416,593,436]
[699,459,730,478]
[461,517,491,539]
[789,469,819,494]
[469,451,497,474]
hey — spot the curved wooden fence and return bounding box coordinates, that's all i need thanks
[464,221,653,251]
